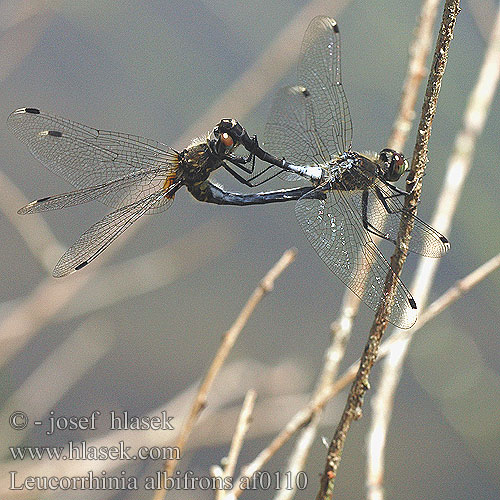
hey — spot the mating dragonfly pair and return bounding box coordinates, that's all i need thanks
[9,16,449,329]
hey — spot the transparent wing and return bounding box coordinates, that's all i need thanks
[296,184,417,329]
[297,16,352,156]
[364,181,450,257]
[18,164,180,213]
[263,86,328,180]
[8,107,179,208]
[262,16,352,181]
[52,187,179,278]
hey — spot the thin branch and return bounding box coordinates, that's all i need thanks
[274,3,444,494]
[221,251,500,500]
[388,0,442,153]
[273,412,320,500]
[0,360,309,497]
[152,249,296,500]
[215,390,257,500]
[367,5,500,499]
[271,299,356,500]
[316,2,461,498]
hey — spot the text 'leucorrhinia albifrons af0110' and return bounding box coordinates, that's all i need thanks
[9,16,449,329]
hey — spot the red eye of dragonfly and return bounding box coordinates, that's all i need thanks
[221,132,233,147]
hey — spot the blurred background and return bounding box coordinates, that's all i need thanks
[0,0,499,499]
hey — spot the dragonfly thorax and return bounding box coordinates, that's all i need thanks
[327,151,378,191]
[179,134,228,184]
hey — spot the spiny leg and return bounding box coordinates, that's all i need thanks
[223,162,283,187]
[361,189,396,242]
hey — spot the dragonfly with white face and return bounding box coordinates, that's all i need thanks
[218,16,450,329]
[8,108,312,277]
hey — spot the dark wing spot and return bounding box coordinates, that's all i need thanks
[36,196,51,202]
[47,130,63,137]
[409,297,417,309]
[440,236,450,247]
[75,261,88,271]
[24,108,40,114]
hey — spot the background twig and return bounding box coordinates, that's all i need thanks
[153,249,296,500]
[271,3,444,497]
[220,250,499,500]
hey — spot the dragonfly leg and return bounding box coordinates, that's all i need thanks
[217,119,286,170]
[379,178,411,197]
[224,148,256,174]
[225,143,277,183]
[223,163,282,187]
[361,189,401,244]
[223,132,287,187]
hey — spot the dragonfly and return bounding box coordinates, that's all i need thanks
[8,108,312,278]
[217,16,450,329]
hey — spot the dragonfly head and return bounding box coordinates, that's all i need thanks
[378,148,409,182]
[211,121,238,157]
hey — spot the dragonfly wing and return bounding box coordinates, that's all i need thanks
[52,187,178,277]
[264,86,328,179]
[297,16,353,156]
[296,184,417,329]
[364,181,450,257]
[18,169,182,214]
[8,108,179,207]
[262,16,351,181]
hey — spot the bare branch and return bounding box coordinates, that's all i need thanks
[367,5,500,497]
[388,0,441,152]
[215,390,257,500]
[316,2,461,497]
[0,360,310,498]
[152,249,296,500]
[220,251,499,500]
[274,3,445,492]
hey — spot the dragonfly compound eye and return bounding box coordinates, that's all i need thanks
[221,133,234,148]
[379,148,407,181]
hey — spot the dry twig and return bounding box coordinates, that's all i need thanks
[388,0,442,152]
[316,2,461,498]
[152,249,296,500]
[272,3,444,497]
[367,5,500,499]
[214,390,257,500]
